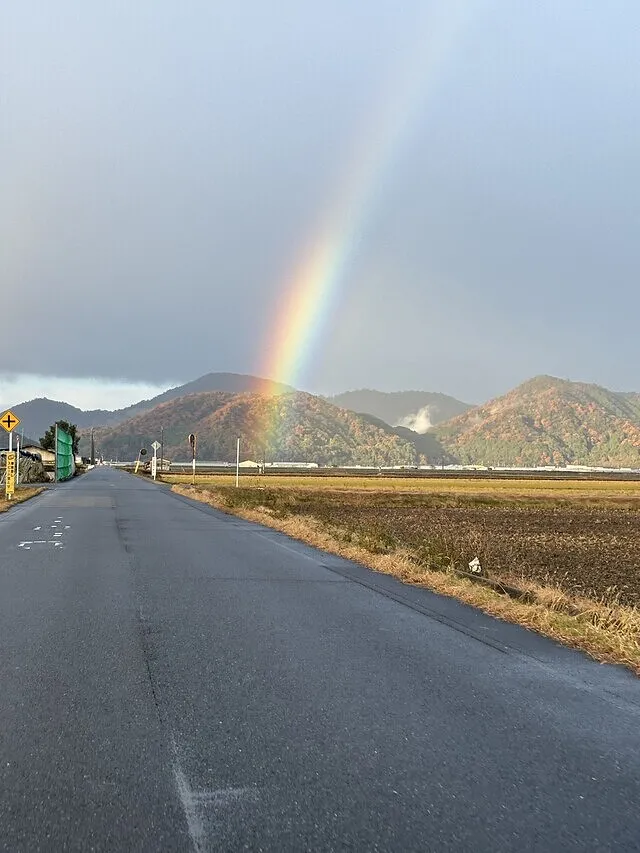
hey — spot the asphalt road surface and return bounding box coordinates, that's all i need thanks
[1,468,639,852]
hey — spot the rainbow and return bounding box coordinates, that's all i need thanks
[259,2,470,395]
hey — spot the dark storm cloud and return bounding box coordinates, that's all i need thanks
[2,1,639,402]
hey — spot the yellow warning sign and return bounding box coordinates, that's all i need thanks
[5,451,16,499]
[0,410,20,433]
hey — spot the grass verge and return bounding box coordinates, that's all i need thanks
[0,487,44,513]
[171,482,640,675]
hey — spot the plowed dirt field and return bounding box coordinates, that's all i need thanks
[302,501,640,605]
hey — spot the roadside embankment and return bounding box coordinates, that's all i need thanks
[0,487,44,513]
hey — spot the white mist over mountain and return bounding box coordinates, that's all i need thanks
[395,406,433,434]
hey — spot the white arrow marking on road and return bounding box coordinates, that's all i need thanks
[33,526,41,531]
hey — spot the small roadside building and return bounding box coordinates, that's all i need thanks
[23,445,56,466]
[0,436,50,458]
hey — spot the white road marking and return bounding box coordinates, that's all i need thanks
[20,516,69,550]
[191,789,257,805]
[172,750,206,852]
[170,737,258,852]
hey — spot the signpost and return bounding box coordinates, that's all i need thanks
[5,451,16,500]
[151,440,160,480]
[188,433,197,485]
[0,410,20,436]
[1,410,20,453]
[134,448,147,474]
[1,410,20,500]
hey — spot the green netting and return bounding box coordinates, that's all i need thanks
[55,425,75,482]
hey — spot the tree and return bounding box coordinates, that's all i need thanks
[40,421,79,454]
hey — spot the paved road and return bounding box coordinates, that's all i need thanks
[1,468,639,851]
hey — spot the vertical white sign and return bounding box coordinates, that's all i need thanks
[151,441,160,480]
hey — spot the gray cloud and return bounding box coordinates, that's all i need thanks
[2,1,639,404]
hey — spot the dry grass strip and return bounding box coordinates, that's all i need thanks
[0,487,44,513]
[172,484,640,675]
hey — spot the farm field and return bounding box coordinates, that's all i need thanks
[162,472,640,500]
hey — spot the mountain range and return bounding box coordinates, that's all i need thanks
[85,391,418,467]
[6,373,294,444]
[5,372,640,468]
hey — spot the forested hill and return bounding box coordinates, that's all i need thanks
[85,391,420,466]
[8,373,295,441]
[433,375,640,467]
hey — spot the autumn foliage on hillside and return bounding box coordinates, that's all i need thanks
[434,376,640,467]
[85,377,640,468]
[89,391,419,466]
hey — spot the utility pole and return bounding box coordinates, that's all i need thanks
[160,426,164,473]
[90,428,95,465]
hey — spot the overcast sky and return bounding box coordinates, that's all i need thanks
[2,1,638,410]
